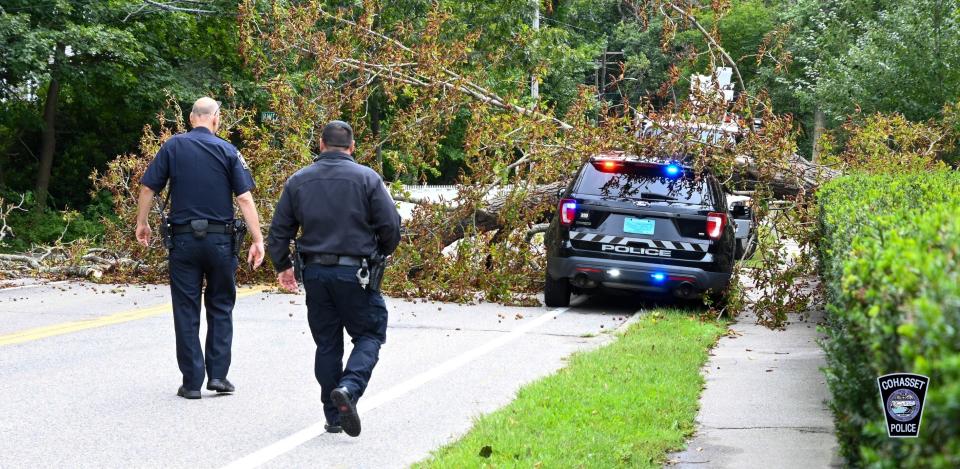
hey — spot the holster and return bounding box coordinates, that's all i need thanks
[293,240,305,285]
[231,219,248,260]
[159,213,173,250]
[155,191,173,251]
[367,253,388,292]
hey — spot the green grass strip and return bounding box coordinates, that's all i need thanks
[415,309,725,468]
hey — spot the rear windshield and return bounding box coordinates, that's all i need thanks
[575,163,709,205]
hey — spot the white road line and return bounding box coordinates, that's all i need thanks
[0,280,69,292]
[221,306,571,469]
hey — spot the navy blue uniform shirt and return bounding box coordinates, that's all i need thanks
[266,151,401,272]
[141,127,255,224]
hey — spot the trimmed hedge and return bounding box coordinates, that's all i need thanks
[818,172,960,468]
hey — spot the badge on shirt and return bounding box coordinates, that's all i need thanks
[238,152,250,170]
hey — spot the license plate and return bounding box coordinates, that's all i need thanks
[624,218,655,235]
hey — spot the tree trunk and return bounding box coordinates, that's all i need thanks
[433,182,566,247]
[811,108,826,163]
[734,151,839,199]
[531,0,539,101]
[425,154,837,249]
[35,45,64,209]
[368,11,384,173]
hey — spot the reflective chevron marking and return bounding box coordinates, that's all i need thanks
[569,231,707,252]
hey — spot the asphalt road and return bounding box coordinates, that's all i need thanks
[0,280,642,468]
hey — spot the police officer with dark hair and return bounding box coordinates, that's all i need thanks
[135,97,265,400]
[267,120,401,437]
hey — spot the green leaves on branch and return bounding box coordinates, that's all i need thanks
[818,172,960,467]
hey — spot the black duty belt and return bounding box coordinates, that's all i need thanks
[302,253,365,267]
[171,223,233,235]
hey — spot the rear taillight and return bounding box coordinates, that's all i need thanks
[706,212,727,239]
[559,198,577,226]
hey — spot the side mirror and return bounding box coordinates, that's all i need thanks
[546,187,565,223]
[731,204,750,219]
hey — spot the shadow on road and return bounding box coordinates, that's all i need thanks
[568,289,709,316]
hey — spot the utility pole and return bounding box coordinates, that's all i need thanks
[531,0,539,101]
[599,44,608,102]
[812,108,826,163]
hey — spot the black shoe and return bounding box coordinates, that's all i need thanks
[207,378,235,393]
[330,387,361,437]
[177,386,201,399]
[324,423,342,434]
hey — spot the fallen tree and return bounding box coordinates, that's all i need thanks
[236,1,833,250]
[80,1,835,305]
[85,0,926,320]
[0,248,146,280]
[397,143,841,250]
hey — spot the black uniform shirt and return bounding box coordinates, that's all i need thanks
[141,127,255,224]
[267,151,401,272]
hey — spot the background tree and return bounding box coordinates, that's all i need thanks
[1,0,145,208]
[0,0,253,210]
[756,0,960,157]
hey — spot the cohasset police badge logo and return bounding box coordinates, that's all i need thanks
[876,373,929,438]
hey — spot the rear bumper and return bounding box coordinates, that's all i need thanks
[547,255,731,295]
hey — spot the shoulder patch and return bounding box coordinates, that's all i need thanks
[237,152,250,170]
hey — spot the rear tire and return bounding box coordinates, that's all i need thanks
[544,273,571,307]
[706,289,729,311]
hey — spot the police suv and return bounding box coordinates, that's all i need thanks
[543,154,752,307]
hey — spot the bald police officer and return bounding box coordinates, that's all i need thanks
[267,120,400,437]
[135,97,265,399]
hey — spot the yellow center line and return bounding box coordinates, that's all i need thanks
[0,286,268,347]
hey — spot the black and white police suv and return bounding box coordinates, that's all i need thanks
[543,154,752,307]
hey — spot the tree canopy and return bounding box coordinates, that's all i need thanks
[2,0,957,210]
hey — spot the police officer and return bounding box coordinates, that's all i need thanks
[267,120,400,437]
[135,97,265,399]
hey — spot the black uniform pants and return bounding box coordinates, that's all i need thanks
[302,264,388,425]
[168,232,238,390]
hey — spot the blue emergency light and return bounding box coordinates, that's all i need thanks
[651,272,667,283]
[664,164,681,178]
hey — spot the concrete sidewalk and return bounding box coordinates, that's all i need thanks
[668,305,841,468]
